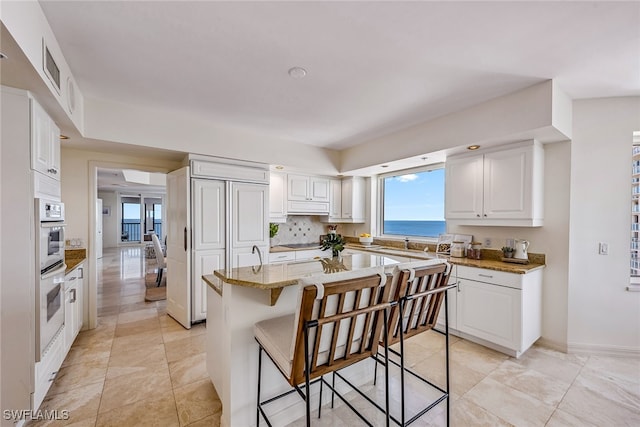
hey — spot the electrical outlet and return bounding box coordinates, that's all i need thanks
[599,242,609,255]
[484,238,492,247]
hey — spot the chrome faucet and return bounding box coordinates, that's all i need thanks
[404,237,409,250]
[251,245,263,273]
[252,245,263,267]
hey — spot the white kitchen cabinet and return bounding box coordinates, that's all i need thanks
[455,265,542,357]
[445,140,544,227]
[34,328,65,412]
[269,172,287,223]
[231,182,269,250]
[64,263,84,353]
[192,180,225,251]
[168,164,270,328]
[329,179,342,218]
[288,174,329,202]
[326,177,366,223]
[30,97,61,180]
[287,174,330,214]
[295,249,326,260]
[192,250,224,321]
[269,251,295,264]
[436,264,458,331]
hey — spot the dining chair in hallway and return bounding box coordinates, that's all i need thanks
[254,267,393,426]
[151,233,166,287]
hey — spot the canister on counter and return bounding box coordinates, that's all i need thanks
[468,241,482,259]
[451,241,465,258]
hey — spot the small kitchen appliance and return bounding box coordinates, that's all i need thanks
[514,239,530,260]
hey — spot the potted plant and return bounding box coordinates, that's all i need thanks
[321,233,345,258]
[269,223,279,247]
[501,246,515,258]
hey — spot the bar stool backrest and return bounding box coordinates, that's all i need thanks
[289,267,391,386]
[386,260,452,346]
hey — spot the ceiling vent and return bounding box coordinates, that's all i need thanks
[42,39,60,95]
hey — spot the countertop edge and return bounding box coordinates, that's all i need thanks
[65,257,86,275]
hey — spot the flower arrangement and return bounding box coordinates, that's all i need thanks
[327,224,338,234]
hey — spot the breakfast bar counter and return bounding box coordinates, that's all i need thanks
[203,251,412,427]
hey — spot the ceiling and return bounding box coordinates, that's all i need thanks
[97,168,166,194]
[37,1,640,152]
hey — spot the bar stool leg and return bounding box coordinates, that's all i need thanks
[256,346,263,427]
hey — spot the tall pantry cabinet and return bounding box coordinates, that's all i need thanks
[1,86,62,419]
[166,159,269,328]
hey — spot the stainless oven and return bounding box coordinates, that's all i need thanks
[35,198,66,361]
[36,198,66,274]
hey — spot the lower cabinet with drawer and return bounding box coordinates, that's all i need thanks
[64,263,84,353]
[455,265,542,358]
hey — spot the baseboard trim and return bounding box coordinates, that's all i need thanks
[535,337,567,353]
[567,342,640,357]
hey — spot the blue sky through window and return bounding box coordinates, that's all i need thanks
[383,168,445,221]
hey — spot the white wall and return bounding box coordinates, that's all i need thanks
[97,191,118,248]
[61,147,181,329]
[567,97,640,355]
[448,141,572,350]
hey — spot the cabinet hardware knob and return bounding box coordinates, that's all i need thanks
[483,214,487,217]
[476,214,481,217]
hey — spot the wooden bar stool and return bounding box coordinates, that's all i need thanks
[254,267,393,426]
[337,260,454,425]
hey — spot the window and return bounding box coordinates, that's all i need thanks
[380,165,445,238]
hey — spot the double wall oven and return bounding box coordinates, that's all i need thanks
[35,198,66,361]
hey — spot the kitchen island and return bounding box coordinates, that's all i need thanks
[203,250,411,427]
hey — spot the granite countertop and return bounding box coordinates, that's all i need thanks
[346,245,545,274]
[211,252,411,305]
[65,248,87,274]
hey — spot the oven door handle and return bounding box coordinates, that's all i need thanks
[41,222,67,228]
[41,263,67,279]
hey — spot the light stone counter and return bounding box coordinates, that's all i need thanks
[209,251,411,305]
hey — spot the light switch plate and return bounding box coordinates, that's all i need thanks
[599,242,609,255]
[484,237,492,247]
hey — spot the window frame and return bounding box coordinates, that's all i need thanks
[377,162,446,242]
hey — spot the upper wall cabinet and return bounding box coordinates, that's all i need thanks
[286,174,330,214]
[269,172,287,223]
[325,177,366,223]
[445,140,544,227]
[30,97,60,181]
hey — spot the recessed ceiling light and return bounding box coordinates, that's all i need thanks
[467,145,480,150]
[60,134,69,140]
[275,165,284,170]
[288,66,307,79]
[0,52,7,60]
[381,165,389,168]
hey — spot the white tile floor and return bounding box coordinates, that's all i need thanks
[31,247,640,426]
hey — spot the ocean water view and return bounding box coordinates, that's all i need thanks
[383,220,446,237]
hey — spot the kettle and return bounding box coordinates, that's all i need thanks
[514,239,530,260]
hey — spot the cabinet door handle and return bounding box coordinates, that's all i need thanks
[70,288,77,303]
[78,267,83,279]
[184,227,187,251]
[457,282,461,292]
[478,273,493,279]
[476,214,481,217]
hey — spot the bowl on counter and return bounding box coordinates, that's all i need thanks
[359,236,374,246]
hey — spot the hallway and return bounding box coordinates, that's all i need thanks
[32,246,220,426]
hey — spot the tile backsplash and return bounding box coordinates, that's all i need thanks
[271,216,335,246]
